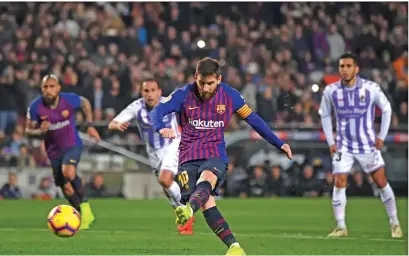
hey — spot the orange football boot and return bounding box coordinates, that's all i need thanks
[177,216,195,235]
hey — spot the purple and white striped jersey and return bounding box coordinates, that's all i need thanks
[113,97,180,153]
[319,76,392,154]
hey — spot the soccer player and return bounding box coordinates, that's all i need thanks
[108,79,194,235]
[319,53,403,238]
[25,74,100,229]
[150,58,293,255]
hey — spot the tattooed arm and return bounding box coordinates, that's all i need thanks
[25,120,49,137]
[79,96,101,141]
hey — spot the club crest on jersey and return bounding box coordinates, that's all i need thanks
[216,104,226,114]
[360,95,365,102]
[62,110,69,118]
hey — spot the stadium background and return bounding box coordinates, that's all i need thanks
[0,2,407,200]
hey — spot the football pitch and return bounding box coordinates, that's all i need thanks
[0,198,407,255]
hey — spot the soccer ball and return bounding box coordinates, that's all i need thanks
[47,205,81,238]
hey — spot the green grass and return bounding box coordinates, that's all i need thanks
[0,198,406,255]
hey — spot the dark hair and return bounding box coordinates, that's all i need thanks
[339,52,358,65]
[196,57,221,77]
[143,78,161,89]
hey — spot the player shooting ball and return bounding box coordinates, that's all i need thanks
[150,57,292,255]
[25,74,100,230]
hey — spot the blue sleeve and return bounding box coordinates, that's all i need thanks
[150,87,188,132]
[228,86,285,149]
[61,93,81,109]
[27,100,40,122]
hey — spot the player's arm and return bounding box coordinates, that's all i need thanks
[79,96,101,141]
[108,101,138,132]
[149,88,186,138]
[231,90,292,159]
[25,105,49,137]
[319,87,336,155]
[373,84,392,149]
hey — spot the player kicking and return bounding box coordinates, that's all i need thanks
[25,74,100,230]
[319,53,403,238]
[108,79,194,235]
[150,58,293,255]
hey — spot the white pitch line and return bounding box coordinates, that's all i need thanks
[0,227,405,243]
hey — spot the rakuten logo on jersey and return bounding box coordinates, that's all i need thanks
[188,118,225,130]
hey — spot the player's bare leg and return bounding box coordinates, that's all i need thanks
[328,173,348,237]
[371,167,403,238]
[62,164,94,229]
[157,169,194,235]
[175,171,245,255]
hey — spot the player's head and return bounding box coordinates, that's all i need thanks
[338,53,359,84]
[41,74,61,105]
[142,79,162,108]
[195,57,222,100]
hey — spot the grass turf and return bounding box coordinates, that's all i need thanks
[0,197,406,255]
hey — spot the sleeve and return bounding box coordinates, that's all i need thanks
[230,88,253,119]
[319,87,335,146]
[373,84,392,140]
[61,93,81,109]
[149,87,187,132]
[113,101,140,123]
[230,87,285,149]
[26,102,39,123]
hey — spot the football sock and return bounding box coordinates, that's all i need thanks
[332,187,347,229]
[188,181,212,213]
[163,181,183,208]
[70,175,87,203]
[65,193,81,212]
[203,206,237,247]
[380,183,399,225]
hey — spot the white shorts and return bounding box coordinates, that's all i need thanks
[332,150,385,174]
[148,142,179,176]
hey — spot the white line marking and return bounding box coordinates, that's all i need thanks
[0,228,405,243]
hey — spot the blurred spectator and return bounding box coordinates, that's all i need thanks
[32,177,63,200]
[223,161,248,198]
[347,170,375,197]
[321,172,334,197]
[248,166,268,197]
[18,144,36,168]
[267,165,287,197]
[0,173,22,199]
[295,165,322,197]
[85,174,108,198]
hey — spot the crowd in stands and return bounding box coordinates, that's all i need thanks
[0,3,407,197]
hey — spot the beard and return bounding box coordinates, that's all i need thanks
[44,96,57,105]
[200,91,214,100]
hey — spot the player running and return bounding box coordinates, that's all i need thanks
[108,79,194,235]
[150,58,293,255]
[319,53,403,238]
[26,74,100,229]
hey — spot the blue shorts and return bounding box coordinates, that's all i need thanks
[177,157,227,204]
[50,146,82,187]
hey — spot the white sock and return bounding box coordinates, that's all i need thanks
[164,181,183,208]
[380,183,399,225]
[332,187,347,229]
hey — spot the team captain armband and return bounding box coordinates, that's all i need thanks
[236,104,252,119]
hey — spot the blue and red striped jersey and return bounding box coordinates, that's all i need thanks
[150,82,285,165]
[27,92,83,159]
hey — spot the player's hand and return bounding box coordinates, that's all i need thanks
[329,144,337,157]
[87,127,101,142]
[281,143,293,160]
[116,122,131,132]
[375,138,384,150]
[40,121,50,133]
[159,128,176,139]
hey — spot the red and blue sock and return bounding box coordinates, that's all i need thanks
[203,206,237,247]
[188,181,212,213]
